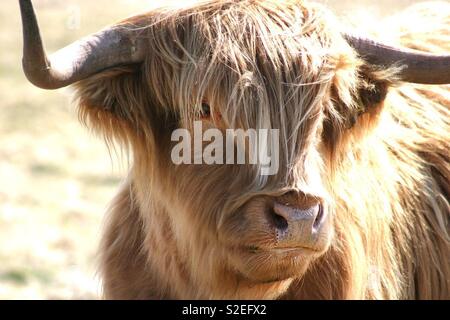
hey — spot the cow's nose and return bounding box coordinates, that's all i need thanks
[268,200,327,248]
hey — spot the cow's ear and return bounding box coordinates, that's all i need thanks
[352,66,390,127]
[322,64,394,161]
[74,67,146,144]
[75,67,138,122]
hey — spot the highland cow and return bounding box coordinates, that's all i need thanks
[19,0,449,299]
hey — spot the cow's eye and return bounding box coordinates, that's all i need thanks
[201,102,211,118]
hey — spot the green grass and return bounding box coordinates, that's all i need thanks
[0,268,53,286]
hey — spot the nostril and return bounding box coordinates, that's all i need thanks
[270,209,289,232]
[312,203,325,231]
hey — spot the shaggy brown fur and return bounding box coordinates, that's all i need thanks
[73,0,449,299]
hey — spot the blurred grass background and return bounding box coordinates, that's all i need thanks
[0,0,423,299]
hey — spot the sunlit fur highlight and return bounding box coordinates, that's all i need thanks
[73,0,449,299]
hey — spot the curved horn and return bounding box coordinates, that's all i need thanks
[344,34,450,84]
[19,0,147,89]
[20,0,450,88]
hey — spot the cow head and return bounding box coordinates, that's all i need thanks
[19,0,450,298]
